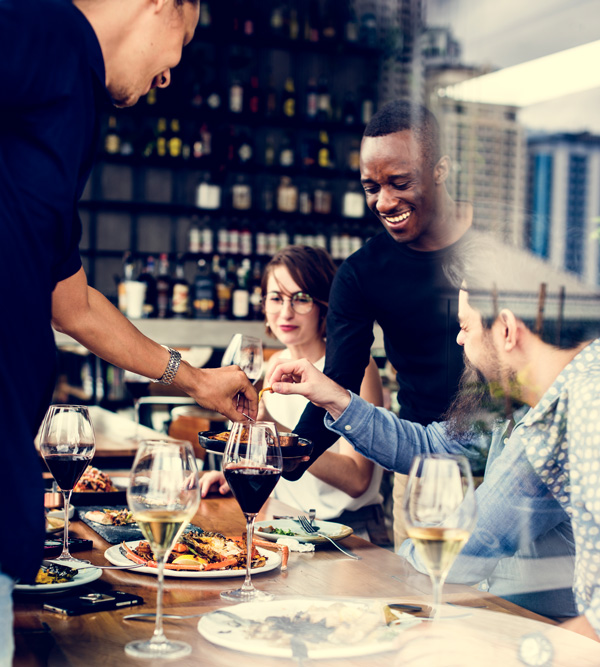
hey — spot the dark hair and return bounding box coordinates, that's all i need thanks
[443,232,597,349]
[364,99,441,169]
[261,246,337,339]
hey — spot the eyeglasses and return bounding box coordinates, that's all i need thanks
[262,291,317,315]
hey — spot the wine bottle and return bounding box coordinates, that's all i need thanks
[232,258,251,320]
[278,133,295,168]
[156,253,171,319]
[137,256,158,318]
[316,76,331,121]
[229,78,244,113]
[192,259,215,319]
[171,259,190,319]
[305,77,318,120]
[247,75,261,115]
[281,77,296,118]
[167,118,183,158]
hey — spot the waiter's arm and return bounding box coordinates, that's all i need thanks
[51,268,257,422]
[289,261,374,480]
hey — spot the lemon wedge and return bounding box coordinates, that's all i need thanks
[172,554,207,565]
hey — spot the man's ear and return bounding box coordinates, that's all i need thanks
[433,156,451,185]
[497,309,520,351]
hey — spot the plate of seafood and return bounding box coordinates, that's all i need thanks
[104,528,285,578]
[14,561,102,594]
[198,598,421,659]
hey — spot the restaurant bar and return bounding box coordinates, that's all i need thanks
[4,0,600,665]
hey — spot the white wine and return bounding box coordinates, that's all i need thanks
[407,526,470,577]
[134,510,190,556]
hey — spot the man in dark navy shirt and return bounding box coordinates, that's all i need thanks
[0,1,256,659]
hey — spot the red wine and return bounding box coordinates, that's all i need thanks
[125,380,150,401]
[224,465,280,515]
[44,455,92,491]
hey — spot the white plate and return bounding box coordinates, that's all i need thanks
[47,504,75,520]
[109,476,130,491]
[14,562,102,594]
[104,541,281,578]
[198,598,419,659]
[254,519,353,544]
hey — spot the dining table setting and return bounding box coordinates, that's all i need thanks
[19,405,600,666]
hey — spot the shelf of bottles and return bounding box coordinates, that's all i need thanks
[83,0,384,322]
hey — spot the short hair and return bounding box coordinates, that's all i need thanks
[363,99,442,169]
[443,233,598,349]
[261,246,337,339]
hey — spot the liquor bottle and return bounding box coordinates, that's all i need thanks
[229,78,244,113]
[321,3,337,41]
[360,4,378,47]
[316,76,331,121]
[241,0,255,37]
[342,181,365,218]
[240,218,253,257]
[195,173,221,210]
[270,3,285,37]
[247,75,261,115]
[188,216,201,253]
[343,3,359,43]
[314,180,332,215]
[260,178,275,212]
[289,7,299,40]
[192,122,212,161]
[192,259,215,319]
[214,257,232,319]
[228,217,241,256]
[347,138,361,172]
[155,117,168,158]
[156,253,171,319]
[104,115,121,155]
[278,133,295,168]
[277,227,290,251]
[305,77,318,121]
[231,175,252,211]
[277,176,298,213]
[171,259,190,319]
[281,77,296,118]
[249,260,264,320]
[255,220,268,256]
[317,130,333,169]
[167,118,183,158]
[299,183,312,215]
[305,0,320,42]
[231,258,251,320]
[235,130,254,166]
[264,134,276,167]
[137,256,157,318]
[200,216,214,255]
[264,76,278,118]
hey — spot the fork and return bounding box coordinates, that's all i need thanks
[297,516,361,560]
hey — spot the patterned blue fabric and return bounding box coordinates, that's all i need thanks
[519,338,600,635]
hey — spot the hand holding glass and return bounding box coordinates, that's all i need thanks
[403,455,477,619]
[221,421,282,602]
[125,439,200,660]
[221,333,264,384]
[38,405,95,562]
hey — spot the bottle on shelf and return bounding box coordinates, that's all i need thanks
[305,77,318,121]
[321,3,337,41]
[289,6,299,40]
[314,180,332,215]
[167,118,183,158]
[155,117,168,158]
[264,76,278,118]
[192,258,215,319]
[199,0,211,29]
[249,260,264,320]
[214,256,232,319]
[192,123,212,161]
[316,76,331,121]
[104,116,121,155]
[269,3,285,38]
[196,172,221,210]
[342,3,359,43]
[278,133,295,168]
[240,218,253,257]
[171,258,190,319]
[260,178,275,212]
[231,175,252,211]
[317,130,333,169]
[281,77,296,118]
[188,216,201,253]
[264,134,276,167]
[305,0,320,42]
[231,258,251,320]
[361,84,376,125]
[298,183,312,215]
[241,0,255,37]
[229,77,244,114]
[117,252,135,314]
[278,227,290,251]
[342,181,366,218]
[228,218,241,256]
[137,256,158,318]
[360,4,378,47]
[347,138,361,172]
[204,79,223,112]
[247,75,261,115]
[277,176,298,213]
[235,129,254,166]
[156,253,171,319]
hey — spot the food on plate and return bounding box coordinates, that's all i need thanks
[85,508,135,526]
[122,528,289,571]
[74,467,118,492]
[261,525,297,536]
[232,602,406,647]
[45,515,65,532]
[258,386,274,402]
[34,562,77,585]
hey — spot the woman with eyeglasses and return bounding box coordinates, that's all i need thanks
[201,246,388,543]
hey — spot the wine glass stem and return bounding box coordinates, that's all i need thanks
[241,514,256,593]
[151,555,167,644]
[59,490,73,559]
[430,574,445,619]
[133,399,140,441]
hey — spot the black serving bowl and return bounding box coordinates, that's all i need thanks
[198,430,313,473]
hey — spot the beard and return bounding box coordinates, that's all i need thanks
[443,351,522,440]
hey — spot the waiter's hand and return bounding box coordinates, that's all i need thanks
[189,365,258,422]
[266,358,351,420]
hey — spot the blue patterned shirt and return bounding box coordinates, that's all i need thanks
[519,338,600,635]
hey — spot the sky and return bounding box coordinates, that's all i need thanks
[424,0,600,133]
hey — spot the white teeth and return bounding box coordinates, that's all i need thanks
[385,211,411,223]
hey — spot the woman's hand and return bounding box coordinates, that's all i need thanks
[266,357,351,420]
[200,471,230,498]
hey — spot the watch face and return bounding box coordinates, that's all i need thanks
[519,633,554,667]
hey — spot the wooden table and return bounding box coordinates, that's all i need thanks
[14,495,600,666]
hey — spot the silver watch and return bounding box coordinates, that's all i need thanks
[152,348,181,385]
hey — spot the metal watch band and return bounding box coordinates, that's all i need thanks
[153,347,181,385]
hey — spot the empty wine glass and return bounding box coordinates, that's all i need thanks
[402,455,477,620]
[125,438,200,660]
[221,334,264,384]
[38,405,95,562]
[220,421,282,603]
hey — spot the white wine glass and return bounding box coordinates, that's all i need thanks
[402,455,477,620]
[38,404,95,562]
[125,438,200,660]
[220,421,282,603]
[221,333,264,384]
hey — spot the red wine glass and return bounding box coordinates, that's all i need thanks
[38,404,95,562]
[220,421,282,602]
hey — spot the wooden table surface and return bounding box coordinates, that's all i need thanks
[14,493,600,666]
